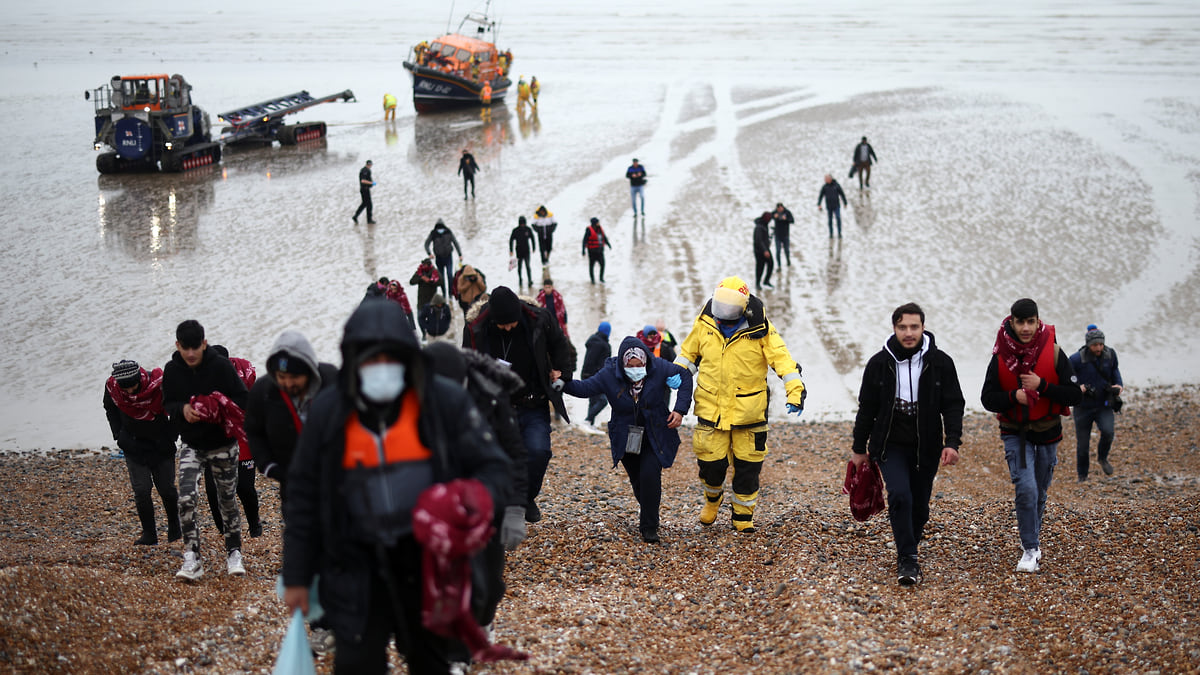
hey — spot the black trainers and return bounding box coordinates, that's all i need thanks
[898,555,920,586]
[525,502,542,523]
[1100,459,1114,476]
[641,529,660,544]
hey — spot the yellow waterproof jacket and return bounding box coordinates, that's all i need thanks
[674,296,805,429]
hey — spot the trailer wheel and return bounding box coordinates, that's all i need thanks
[96,152,120,174]
[276,125,297,146]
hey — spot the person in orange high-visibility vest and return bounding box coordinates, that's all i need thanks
[480,82,493,106]
[282,299,515,671]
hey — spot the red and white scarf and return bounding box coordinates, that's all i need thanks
[105,367,165,421]
[413,479,528,663]
[992,317,1052,406]
[189,392,248,454]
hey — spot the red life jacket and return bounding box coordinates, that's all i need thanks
[343,389,432,469]
[584,225,605,250]
[996,339,1069,425]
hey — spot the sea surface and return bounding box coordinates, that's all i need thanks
[1,0,1198,450]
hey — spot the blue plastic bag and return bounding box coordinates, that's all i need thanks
[273,609,317,675]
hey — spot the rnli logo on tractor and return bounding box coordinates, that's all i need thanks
[416,80,453,94]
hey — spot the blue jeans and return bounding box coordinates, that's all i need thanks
[517,406,552,504]
[586,395,607,424]
[827,207,842,237]
[775,231,791,265]
[1073,406,1114,477]
[877,446,938,558]
[1002,435,1058,551]
[630,185,645,214]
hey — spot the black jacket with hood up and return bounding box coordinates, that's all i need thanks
[282,299,511,641]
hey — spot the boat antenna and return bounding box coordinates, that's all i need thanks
[446,0,455,34]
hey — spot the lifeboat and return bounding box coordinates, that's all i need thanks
[402,10,512,114]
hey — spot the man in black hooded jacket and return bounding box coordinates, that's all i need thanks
[851,303,964,586]
[282,299,511,674]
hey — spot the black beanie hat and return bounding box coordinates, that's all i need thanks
[489,286,522,324]
[111,360,141,386]
[1010,298,1039,320]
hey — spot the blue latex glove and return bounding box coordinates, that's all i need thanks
[786,403,803,417]
[666,374,682,390]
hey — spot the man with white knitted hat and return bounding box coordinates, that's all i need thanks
[673,276,806,532]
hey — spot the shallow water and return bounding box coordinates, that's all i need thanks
[1,0,1198,449]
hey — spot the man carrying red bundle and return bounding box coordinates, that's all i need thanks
[851,303,964,586]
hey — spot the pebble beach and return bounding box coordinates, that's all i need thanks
[2,386,1197,674]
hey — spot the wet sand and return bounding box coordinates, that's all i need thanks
[1,386,1198,673]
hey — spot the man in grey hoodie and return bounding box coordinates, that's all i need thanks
[244,330,338,510]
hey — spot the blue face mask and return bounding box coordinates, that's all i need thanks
[624,366,647,382]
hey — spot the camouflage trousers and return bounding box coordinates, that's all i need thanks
[178,442,241,555]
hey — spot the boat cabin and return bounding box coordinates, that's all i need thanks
[418,34,502,81]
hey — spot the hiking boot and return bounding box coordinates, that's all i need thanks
[134,531,158,546]
[699,494,723,525]
[227,549,246,576]
[1100,459,1114,476]
[249,521,263,538]
[898,555,920,586]
[176,551,203,581]
[641,528,660,544]
[1016,548,1041,573]
[732,518,756,534]
[1077,474,1088,483]
[525,501,542,523]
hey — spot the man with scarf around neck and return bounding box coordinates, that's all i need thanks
[283,299,513,674]
[981,298,1081,573]
[562,337,693,543]
[463,286,577,524]
[674,276,807,533]
[244,330,338,512]
[162,320,250,580]
[851,303,964,586]
[104,359,181,546]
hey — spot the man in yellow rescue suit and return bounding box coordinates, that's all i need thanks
[674,276,806,532]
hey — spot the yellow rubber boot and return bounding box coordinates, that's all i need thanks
[699,484,724,525]
[731,491,758,533]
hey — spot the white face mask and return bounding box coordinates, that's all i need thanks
[624,366,647,382]
[359,362,406,403]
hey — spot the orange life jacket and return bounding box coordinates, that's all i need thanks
[343,389,431,468]
[996,336,1069,425]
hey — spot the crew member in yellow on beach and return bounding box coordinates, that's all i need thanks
[674,276,806,533]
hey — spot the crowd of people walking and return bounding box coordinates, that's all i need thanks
[96,131,1134,674]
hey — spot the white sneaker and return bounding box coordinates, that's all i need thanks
[226,549,245,576]
[579,422,605,436]
[308,627,335,656]
[176,551,203,580]
[1016,548,1042,573]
